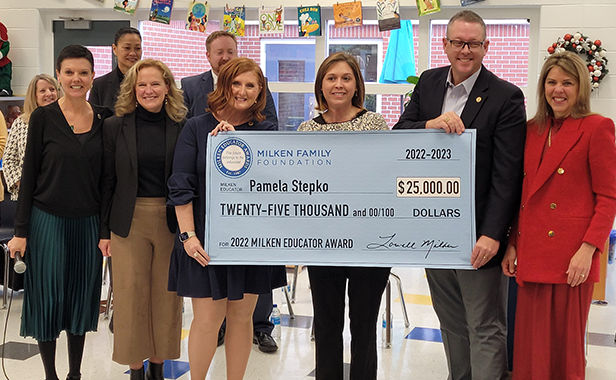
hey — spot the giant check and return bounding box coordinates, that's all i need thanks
[205,130,476,268]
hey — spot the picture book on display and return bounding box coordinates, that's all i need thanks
[298,6,322,37]
[187,1,209,32]
[114,0,138,15]
[259,6,284,35]
[416,0,441,16]
[377,0,401,31]
[224,6,246,36]
[333,1,363,29]
[150,0,174,24]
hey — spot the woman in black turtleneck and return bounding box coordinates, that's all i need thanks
[99,59,186,380]
[90,27,142,113]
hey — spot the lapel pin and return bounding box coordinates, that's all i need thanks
[476,97,482,103]
[97,114,101,119]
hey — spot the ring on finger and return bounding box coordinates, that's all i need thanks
[445,118,450,122]
[580,274,585,278]
[194,252,198,258]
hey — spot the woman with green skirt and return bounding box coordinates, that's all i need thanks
[7,45,112,380]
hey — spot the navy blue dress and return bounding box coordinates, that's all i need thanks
[167,113,286,299]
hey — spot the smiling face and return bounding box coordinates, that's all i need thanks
[113,33,142,73]
[544,66,579,119]
[56,58,94,100]
[35,79,58,107]
[207,36,238,75]
[229,71,260,113]
[321,61,357,111]
[443,20,488,85]
[135,66,169,113]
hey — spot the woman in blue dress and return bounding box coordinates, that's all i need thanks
[167,57,286,380]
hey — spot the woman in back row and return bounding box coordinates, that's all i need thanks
[3,74,60,200]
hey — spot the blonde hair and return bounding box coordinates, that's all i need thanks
[115,59,187,122]
[207,58,267,122]
[23,74,61,123]
[531,51,593,133]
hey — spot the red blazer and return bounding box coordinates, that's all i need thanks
[511,115,616,284]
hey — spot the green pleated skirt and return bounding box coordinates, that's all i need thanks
[20,207,103,342]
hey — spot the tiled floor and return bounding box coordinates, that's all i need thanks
[1,265,616,379]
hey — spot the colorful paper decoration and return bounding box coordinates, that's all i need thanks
[186,1,209,32]
[149,0,174,24]
[259,6,284,35]
[298,6,322,37]
[377,0,400,32]
[333,1,363,29]
[224,6,246,36]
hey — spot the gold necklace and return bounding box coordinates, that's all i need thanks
[548,125,553,147]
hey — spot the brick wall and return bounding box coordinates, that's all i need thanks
[94,20,527,128]
[87,46,112,79]
[430,23,530,87]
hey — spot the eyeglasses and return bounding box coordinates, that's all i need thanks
[447,39,485,51]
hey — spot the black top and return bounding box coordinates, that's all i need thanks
[15,101,111,237]
[167,112,286,299]
[136,106,166,197]
[90,66,124,113]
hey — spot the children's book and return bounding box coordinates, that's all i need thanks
[186,1,210,32]
[149,0,174,24]
[377,0,400,32]
[298,6,322,37]
[224,6,246,36]
[416,0,441,16]
[114,0,138,16]
[259,6,284,35]
[333,1,363,29]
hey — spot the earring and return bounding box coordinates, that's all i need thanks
[165,95,168,105]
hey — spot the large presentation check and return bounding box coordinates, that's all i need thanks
[205,129,476,268]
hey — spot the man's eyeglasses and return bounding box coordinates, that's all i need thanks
[447,39,485,51]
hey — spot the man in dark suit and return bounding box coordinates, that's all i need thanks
[393,10,526,380]
[181,30,280,354]
[180,30,278,125]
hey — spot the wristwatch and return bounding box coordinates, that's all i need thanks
[179,231,196,242]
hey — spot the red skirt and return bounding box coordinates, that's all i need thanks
[512,282,593,380]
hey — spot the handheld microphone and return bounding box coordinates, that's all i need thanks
[14,252,26,274]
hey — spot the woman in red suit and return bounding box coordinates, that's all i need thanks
[502,51,616,380]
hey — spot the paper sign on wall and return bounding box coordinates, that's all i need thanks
[224,6,246,36]
[114,0,138,15]
[150,0,174,24]
[376,0,400,32]
[333,1,363,29]
[186,1,209,32]
[298,6,322,37]
[259,6,284,35]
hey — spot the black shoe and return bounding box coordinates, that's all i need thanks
[130,367,144,380]
[0,89,9,97]
[145,362,163,380]
[217,326,225,347]
[66,375,81,380]
[253,331,278,353]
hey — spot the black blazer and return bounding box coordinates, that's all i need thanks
[90,67,123,113]
[181,69,279,126]
[393,65,527,267]
[100,112,183,239]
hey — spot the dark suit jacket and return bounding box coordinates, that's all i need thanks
[90,67,123,114]
[181,70,279,127]
[100,112,183,239]
[393,65,527,267]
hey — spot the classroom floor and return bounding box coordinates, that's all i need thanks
[1,265,615,380]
